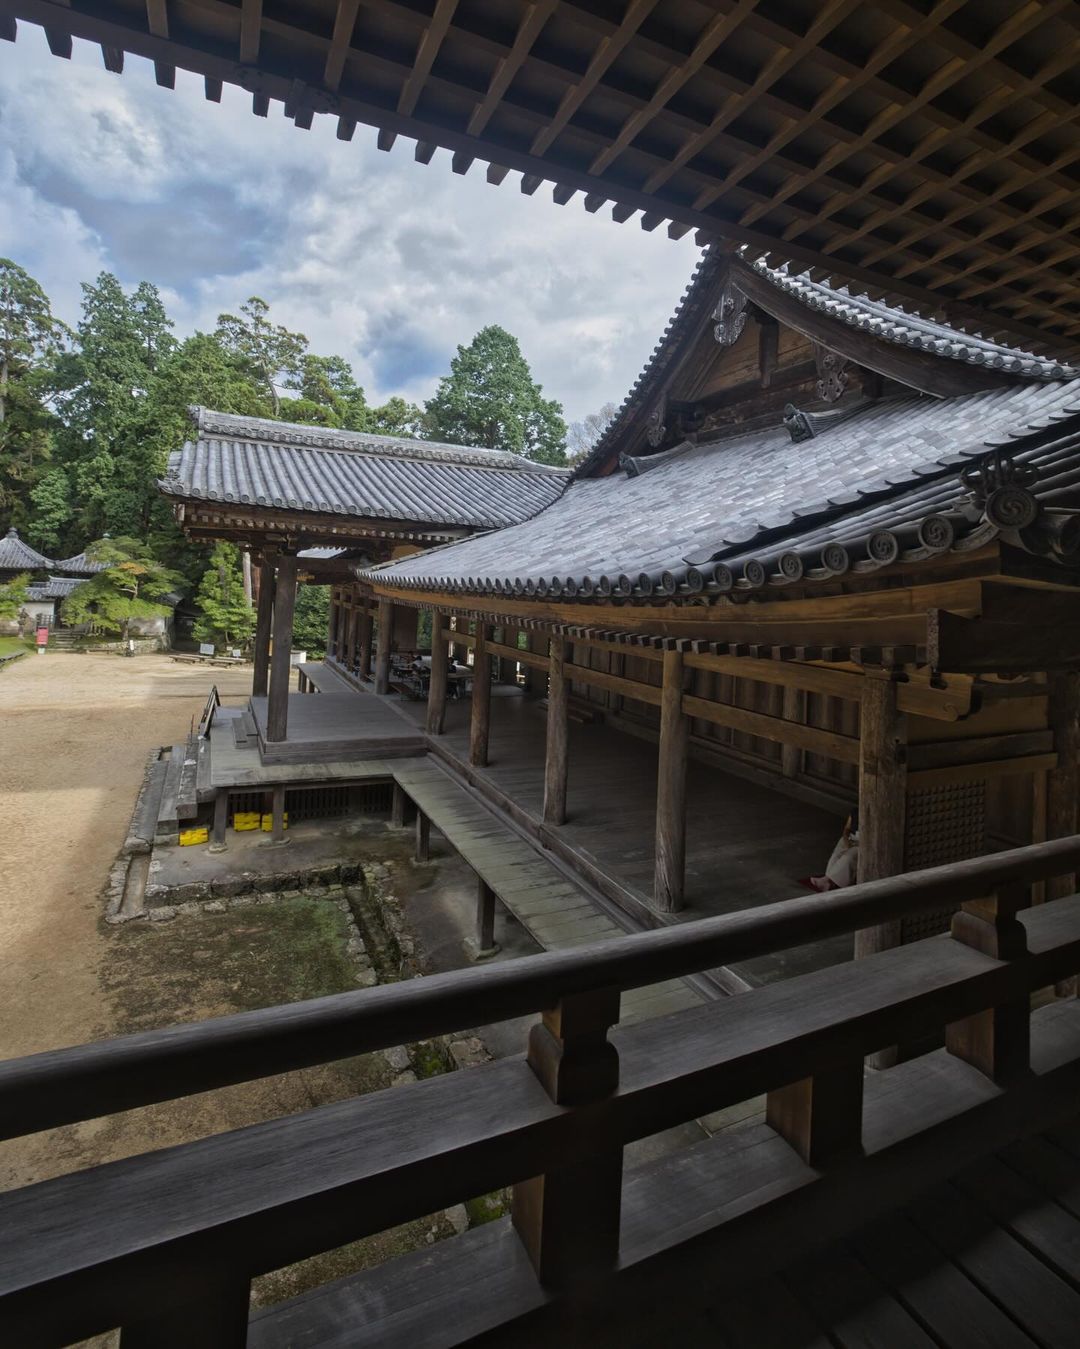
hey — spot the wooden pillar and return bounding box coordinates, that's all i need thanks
[513,988,622,1288]
[427,611,448,734]
[265,553,297,743]
[654,649,688,912]
[391,781,407,828]
[781,686,806,779]
[854,677,907,959]
[470,624,492,767]
[766,1063,864,1167]
[209,791,229,853]
[252,555,275,698]
[415,810,430,862]
[327,592,339,662]
[358,604,373,679]
[1046,671,1080,900]
[475,876,499,956]
[374,597,393,695]
[271,784,287,843]
[543,637,569,825]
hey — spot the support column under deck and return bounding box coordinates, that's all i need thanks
[359,604,374,680]
[427,611,448,734]
[266,553,297,744]
[654,649,688,912]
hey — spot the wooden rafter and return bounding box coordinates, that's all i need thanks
[323,0,362,92]
[467,0,558,139]
[397,0,458,119]
[239,0,261,65]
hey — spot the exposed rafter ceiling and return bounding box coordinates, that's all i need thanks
[3,0,1080,354]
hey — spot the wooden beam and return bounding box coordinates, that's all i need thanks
[467,1,558,138]
[682,694,860,765]
[397,0,458,117]
[239,0,261,64]
[426,610,448,735]
[323,0,361,90]
[265,554,297,744]
[906,754,1058,791]
[487,638,549,670]
[854,678,907,963]
[251,556,274,699]
[470,625,492,767]
[543,637,568,826]
[566,661,662,708]
[374,597,392,696]
[654,649,688,913]
[929,609,1080,673]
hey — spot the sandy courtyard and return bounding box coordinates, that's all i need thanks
[0,651,253,1061]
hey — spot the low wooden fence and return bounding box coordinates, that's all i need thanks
[3,839,1080,1345]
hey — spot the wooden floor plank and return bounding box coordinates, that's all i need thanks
[784,1246,938,1349]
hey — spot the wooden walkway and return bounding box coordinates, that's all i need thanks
[392,759,703,1025]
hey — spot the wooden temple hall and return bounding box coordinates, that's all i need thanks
[10,4,1080,1347]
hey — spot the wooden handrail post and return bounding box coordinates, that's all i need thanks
[426,610,448,734]
[654,648,688,912]
[374,598,393,695]
[543,636,569,825]
[766,1064,864,1167]
[513,987,622,1288]
[946,881,1031,1083]
[470,625,492,767]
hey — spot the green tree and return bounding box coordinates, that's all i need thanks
[292,583,330,654]
[215,297,307,415]
[425,325,567,464]
[0,572,29,624]
[0,259,69,532]
[282,353,369,430]
[61,536,181,641]
[192,541,253,650]
[26,467,73,553]
[367,395,428,439]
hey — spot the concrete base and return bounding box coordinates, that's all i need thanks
[469,942,502,962]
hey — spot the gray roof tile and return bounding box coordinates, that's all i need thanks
[0,528,51,572]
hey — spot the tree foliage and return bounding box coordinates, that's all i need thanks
[0,572,30,623]
[292,584,330,654]
[567,401,618,465]
[216,297,307,416]
[0,259,69,533]
[425,325,567,464]
[61,536,181,640]
[192,541,254,650]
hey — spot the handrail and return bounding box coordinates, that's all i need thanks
[197,682,220,737]
[2,835,1079,1142]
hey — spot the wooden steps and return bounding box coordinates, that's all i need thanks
[232,710,258,749]
[392,760,701,1024]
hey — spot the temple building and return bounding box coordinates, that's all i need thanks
[0,527,109,634]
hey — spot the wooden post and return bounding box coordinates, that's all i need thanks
[374,597,393,695]
[426,610,448,734]
[391,782,407,828]
[415,811,430,862]
[766,1064,864,1167]
[853,677,907,959]
[781,686,806,779]
[543,637,569,825]
[474,876,499,956]
[358,604,373,679]
[251,555,275,698]
[946,883,1030,1083]
[470,624,492,767]
[271,784,287,844]
[654,649,688,912]
[265,553,297,744]
[513,988,622,1288]
[1046,671,1080,901]
[209,791,229,853]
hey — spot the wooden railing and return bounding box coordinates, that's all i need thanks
[3,839,1080,1346]
[195,682,221,738]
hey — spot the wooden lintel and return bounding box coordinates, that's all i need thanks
[682,694,861,764]
[565,662,662,707]
[906,753,1059,791]
[930,608,1080,673]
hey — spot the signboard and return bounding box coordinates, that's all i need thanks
[36,627,49,648]
[199,642,216,657]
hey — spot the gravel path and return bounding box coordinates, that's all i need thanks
[0,651,252,1061]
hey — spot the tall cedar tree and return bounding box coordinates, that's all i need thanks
[192,541,255,650]
[425,325,567,464]
[0,260,69,534]
[61,536,181,641]
[215,297,307,415]
[292,584,330,654]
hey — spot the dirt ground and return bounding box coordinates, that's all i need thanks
[0,651,253,1063]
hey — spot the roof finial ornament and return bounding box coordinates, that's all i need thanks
[645,395,667,448]
[814,343,851,403]
[960,450,1040,530]
[712,276,747,347]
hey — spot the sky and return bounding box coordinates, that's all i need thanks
[0,27,702,424]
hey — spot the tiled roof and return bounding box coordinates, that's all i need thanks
[51,550,109,575]
[24,576,87,601]
[749,259,1078,382]
[367,379,1080,600]
[0,528,51,572]
[580,248,1079,478]
[161,409,568,531]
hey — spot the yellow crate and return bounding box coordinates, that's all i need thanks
[260,812,288,832]
[179,826,209,847]
[233,811,261,832]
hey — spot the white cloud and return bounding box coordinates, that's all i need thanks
[0,26,701,422]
